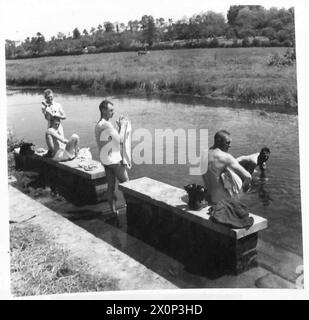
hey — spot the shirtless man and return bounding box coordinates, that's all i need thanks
[237,147,270,175]
[95,100,129,217]
[42,89,66,128]
[202,130,252,204]
[45,116,79,162]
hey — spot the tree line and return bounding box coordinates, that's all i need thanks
[5,5,295,59]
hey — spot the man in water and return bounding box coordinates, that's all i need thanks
[45,116,79,162]
[95,99,129,218]
[237,147,271,175]
[201,130,252,204]
[42,89,66,128]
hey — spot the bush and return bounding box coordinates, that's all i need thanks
[252,38,261,47]
[242,37,250,47]
[282,40,293,47]
[208,37,219,48]
[267,49,296,66]
[269,39,281,47]
[231,38,240,48]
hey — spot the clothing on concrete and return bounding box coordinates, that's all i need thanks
[209,198,254,229]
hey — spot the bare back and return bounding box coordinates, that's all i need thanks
[203,148,231,204]
[203,148,252,204]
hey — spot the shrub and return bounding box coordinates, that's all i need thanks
[282,40,293,47]
[252,38,261,47]
[242,37,250,47]
[208,37,219,48]
[267,48,296,66]
[269,39,281,47]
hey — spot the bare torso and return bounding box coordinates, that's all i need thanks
[202,148,231,204]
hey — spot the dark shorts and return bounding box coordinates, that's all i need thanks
[104,163,129,192]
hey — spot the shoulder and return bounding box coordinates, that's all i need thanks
[46,127,55,135]
[53,102,61,107]
[97,120,113,130]
[217,150,236,164]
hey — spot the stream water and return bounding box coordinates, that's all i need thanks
[7,88,302,257]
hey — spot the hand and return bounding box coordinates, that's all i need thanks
[242,179,251,193]
[116,116,125,129]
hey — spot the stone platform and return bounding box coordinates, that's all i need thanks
[14,148,107,206]
[119,177,268,279]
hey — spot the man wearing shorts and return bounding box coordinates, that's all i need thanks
[95,99,129,217]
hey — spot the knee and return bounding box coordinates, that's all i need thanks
[71,134,79,142]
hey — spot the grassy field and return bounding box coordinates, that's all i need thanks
[6,47,297,108]
[10,223,119,296]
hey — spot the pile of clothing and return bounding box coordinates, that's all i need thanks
[209,198,254,229]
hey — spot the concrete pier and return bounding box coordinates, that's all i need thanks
[14,149,107,205]
[119,177,268,278]
[8,183,302,290]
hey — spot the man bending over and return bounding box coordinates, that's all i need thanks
[202,130,252,204]
[237,147,270,175]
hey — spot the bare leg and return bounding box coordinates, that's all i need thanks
[65,134,79,157]
[104,165,117,216]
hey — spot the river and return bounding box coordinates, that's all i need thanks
[7,88,302,256]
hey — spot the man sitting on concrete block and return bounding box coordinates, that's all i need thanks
[45,116,79,162]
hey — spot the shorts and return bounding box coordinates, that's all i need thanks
[53,149,74,162]
[104,163,128,192]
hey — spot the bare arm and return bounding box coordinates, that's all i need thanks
[236,155,247,162]
[46,128,68,144]
[225,154,252,191]
[41,103,53,121]
[45,133,55,154]
[58,104,66,120]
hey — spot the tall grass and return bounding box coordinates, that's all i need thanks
[6,47,297,107]
[10,223,119,296]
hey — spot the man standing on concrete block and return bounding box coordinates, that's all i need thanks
[95,99,129,220]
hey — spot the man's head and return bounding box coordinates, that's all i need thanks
[51,116,61,129]
[99,99,114,120]
[44,89,54,104]
[214,130,231,152]
[258,147,270,170]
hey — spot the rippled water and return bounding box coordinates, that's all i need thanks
[7,89,302,255]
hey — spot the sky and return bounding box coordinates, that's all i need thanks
[1,0,297,42]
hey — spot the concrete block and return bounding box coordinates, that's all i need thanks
[120,177,268,278]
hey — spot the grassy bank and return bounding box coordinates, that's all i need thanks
[10,223,119,296]
[6,47,297,108]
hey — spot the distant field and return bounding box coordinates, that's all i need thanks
[6,47,297,108]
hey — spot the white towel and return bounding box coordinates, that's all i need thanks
[221,167,243,197]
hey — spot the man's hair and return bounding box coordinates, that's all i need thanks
[260,147,270,154]
[44,89,53,97]
[214,130,230,145]
[99,99,113,113]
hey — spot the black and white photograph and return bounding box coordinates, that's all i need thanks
[1,0,308,299]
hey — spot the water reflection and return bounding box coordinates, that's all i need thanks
[247,172,273,208]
